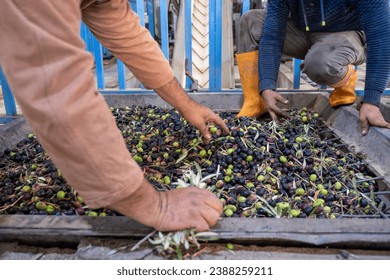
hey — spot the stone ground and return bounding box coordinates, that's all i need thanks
[1,238,390,260]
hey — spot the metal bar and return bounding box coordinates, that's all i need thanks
[356,176,386,183]
[135,0,145,26]
[0,66,17,116]
[80,22,94,54]
[100,88,326,94]
[209,0,222,91]
[159,0,169,59]
[92,35,105,89]
[242,0,250,14]
[325,137,341,142]
[147,0,155,37]
[117,60,127,90]
[363,191,390,195]
[339,214,390,219]
[185,0,193,89]
[334,143,348,148]
[293,58,302,89]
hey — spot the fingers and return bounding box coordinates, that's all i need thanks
[200,112,229,143]
[370,119,390,129]
[263,91,289,121]
[360,117,369,136]
[268,110,279,122]
[193,218,210,232]
[273,107,290,119]
[274,93,289,105]
[359,106,390,136]
[195,200,222,231]
[198,208,220,230]
[203,194,223,214]
[199,124,212,144]
[213,114,230,135]
[268,105,289,122]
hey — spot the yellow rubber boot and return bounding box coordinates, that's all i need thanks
[236,50,267,118]
[329,66,357,107]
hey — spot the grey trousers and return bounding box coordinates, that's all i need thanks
[238,9,366,86]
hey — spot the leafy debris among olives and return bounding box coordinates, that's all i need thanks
[0,106,388,219]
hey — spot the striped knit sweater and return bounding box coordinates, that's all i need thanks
[259,0,390,106]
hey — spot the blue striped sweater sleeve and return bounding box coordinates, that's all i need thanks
[258,0,290,92]
[354,0,390,106]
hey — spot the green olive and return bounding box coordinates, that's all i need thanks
[224,209,233,217]
[289,209,301,217]
[279,156,287,163]
[22,185,31,192]
[257,175,265,182]
[56,190,66,200]
[163,176,171,185]
[35,201,47,211]
[45,205,55,215]
[226,243,234,250]
[295,188,305,195]
[87,211,98,217]
[334,181,342,190]
[199,150,207,157]
[209,126,218,134]
[224,204,237,212]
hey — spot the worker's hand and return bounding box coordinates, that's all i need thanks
[261,89,290,121]
[110,179,223,232]
[179,101,230,144]
[154,78,229,143]
[359,103,390,135]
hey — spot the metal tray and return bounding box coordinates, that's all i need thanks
[1,92,389,249]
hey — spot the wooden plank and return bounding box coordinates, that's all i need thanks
[0,216,389,249]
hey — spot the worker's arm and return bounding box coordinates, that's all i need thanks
[355,0,390,106]
[83,3,228,140]
[258,0,290,121]
[154,78,229,143]
[354,0,390,134]
[258,0,290,93]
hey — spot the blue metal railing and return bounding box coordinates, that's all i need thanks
[0,66,17,117]
[209,0,222,91]
[1,0,390,117]
[185,0,193,89]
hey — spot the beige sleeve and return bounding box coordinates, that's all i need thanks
[0,0,145,209]
[82,0,175,89]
